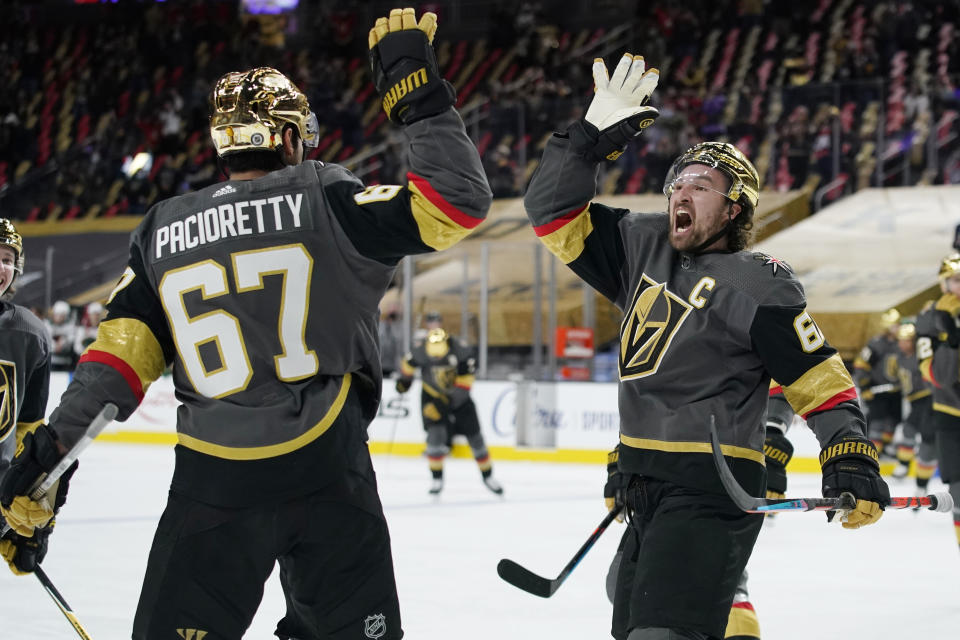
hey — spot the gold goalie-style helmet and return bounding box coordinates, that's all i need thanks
[938,252,960,281]
[880,308,901,329]
[0,218,24,275]
[210,67,319,156]
[425,328,451,359]
[663,142,760,210]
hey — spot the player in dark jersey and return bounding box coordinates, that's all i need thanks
[0,218,58,577]
[893,322,936,486]
[524,52,889,640]
[396,321,503,496]
[916,253,960,555]
[0,9,491,639]
[853,308,903,458]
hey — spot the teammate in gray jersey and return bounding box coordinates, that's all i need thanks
[853,308,903,457]
[524,52,889,640]
[0,218,59,576]
[0,8,491,639]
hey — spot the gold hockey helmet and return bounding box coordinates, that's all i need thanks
[938,252,960,281]
[663,142,760,210]
[0,218,24,275]
[896,323,916,341]
[425,328,450,359]
[210,67,319,157]
[880,308,901,329]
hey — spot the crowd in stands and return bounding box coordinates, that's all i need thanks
[30,300,105,372]
[1,0,959,223]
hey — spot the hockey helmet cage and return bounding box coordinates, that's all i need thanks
[425,328,450,359]
[663,142,760,210]
[0,218,24,275]
[938,252,960,281]
[896,323,916,341]
[210,67,319,157]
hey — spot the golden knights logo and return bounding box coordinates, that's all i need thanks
[0,360,16,442]
[431,364,457,391]
[619,275,692,380]
[364,613,387,639]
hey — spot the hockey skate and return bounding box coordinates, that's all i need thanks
[428,477,444,495]
[892,462,910,479]
[482,475,504,496]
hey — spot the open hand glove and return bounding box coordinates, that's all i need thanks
[820,434,890,529]
[368,8,456,125]
[567,53,660,163]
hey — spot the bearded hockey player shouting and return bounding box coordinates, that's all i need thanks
[0,8,491,639]
[524,52,889,640]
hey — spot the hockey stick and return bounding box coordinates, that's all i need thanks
[34,565,93,639]
[2,403,117,639]
[497,505,623,598]
[708,417,954,514]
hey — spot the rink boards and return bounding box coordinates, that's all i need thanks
[48,372,834,473]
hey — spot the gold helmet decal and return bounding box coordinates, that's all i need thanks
[0,218,24,275]
[210,67,319,156]
[663,142,760,209]
[425,328,450,359]
[938,252,960,281]
[896,323,916,341]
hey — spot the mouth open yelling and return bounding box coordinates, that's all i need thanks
[673,208,693,235]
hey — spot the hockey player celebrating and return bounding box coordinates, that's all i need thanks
[0,218,58,577]
[893,322,937,486]
[853,308,903,458]
[0,8,492,639]
[396,315,503,496]
[524,52,889,640]
[916,253,960,554]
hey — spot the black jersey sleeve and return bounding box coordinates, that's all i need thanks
[49,233,172,448]
[524,135,629,304]
[322,109,491,265]
[750,290,866,447]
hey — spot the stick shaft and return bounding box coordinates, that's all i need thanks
[34,566,93,640]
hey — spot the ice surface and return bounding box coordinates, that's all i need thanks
[2,442,957,639]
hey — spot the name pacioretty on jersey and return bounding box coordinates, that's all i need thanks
[154,193,304,259]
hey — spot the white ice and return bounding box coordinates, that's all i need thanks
[1,442,958,639]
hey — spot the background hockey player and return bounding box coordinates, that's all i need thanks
[916,253,960,555]
[0,8,492,639]
[893,322,936,487]
[853,308,903,458]
[524,51,889,640]
[0,218,58,577]
[396,315,503,496]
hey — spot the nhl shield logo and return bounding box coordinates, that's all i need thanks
[364,613,387,639]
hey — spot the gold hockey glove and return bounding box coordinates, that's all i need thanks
[0,520,53,575]
[0,424,77,537]
[820,434,890,529]
[368,8,456,125]
[567,53,659,163]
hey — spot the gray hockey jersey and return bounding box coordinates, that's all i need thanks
[0,302,50,467]
[46,109,492,506]
[525,135,866,496]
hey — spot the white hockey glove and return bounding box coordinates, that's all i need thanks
[567,53,660,163]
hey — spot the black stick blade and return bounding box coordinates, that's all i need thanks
[497,559,557,598]
[708,417,765,511]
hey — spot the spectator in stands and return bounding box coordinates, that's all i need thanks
[379,304,404,379]
[73,301,104,358]
[45,300,77,372]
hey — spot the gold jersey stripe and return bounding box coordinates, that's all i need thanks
[177,373,351,460]
[906,389,932,401]
[725,604,760,639]
[782,354,855,417]
[408,180,475,250]
[455,373,475,388]
[537,206,593,264]
[422,382,450,402]
[400,360,416,376]
[86,318,166,393]
[933,402,960,417]
[618,433,765,465]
